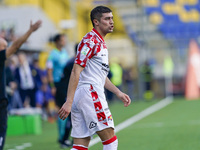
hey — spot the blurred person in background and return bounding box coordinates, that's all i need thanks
[32,53,43,93]
[140,60,153,100]
[58,6,131,150]
[46,33,69,147]
[35,70,55,122]
[15,52,39,107]
[110,60,123,91]
[5,60,18,110]
[105,70,113,102]
[55,44,79,148]
[0,28,6,39]
[0,27,16,46]
[8,54,19,75]
[6,55,23,109]
[123,65,137,100]
[32,54,55,121]
[5,27,16,46]
[0,20,41,150]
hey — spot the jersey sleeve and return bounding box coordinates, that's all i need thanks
[0,49,6,63]
[75,39,100,67]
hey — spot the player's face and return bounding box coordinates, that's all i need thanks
[60,36,66,47]
[18,54,26,65]
[56,36,66,48]
[99,12,114,34]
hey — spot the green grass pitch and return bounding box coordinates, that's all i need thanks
[5,98,200,150]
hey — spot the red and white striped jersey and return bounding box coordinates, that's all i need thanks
[75,28,109,92]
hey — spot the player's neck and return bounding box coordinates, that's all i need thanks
[94,27,106,39]
[56,45,62,51]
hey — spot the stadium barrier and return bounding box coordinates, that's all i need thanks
[7,108,42,136]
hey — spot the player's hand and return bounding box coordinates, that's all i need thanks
[116,92,131,107]
[58,101,72,120]
[30,20,42,32]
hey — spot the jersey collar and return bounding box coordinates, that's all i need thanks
[92,28,104,42]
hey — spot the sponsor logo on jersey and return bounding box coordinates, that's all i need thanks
[102,63,109,68]
[89,121,97,129]
[101,63,109,72]
[81,46,90,55]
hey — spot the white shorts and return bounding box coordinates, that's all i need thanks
[71,85,114,138]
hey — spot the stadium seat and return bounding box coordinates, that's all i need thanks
[144,0,200,50]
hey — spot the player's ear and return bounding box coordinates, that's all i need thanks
[93,19,99,26]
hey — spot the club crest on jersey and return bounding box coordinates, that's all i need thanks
[108,115,113,121]
[89,121,97,129]
[81,46,90,55]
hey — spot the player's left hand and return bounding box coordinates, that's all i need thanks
[116,92,131,107]
[58,101,72,120]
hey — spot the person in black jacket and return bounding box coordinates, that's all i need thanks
[55,44,78,148]
[0,20,41,150]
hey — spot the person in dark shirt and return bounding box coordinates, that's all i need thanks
[5,65,17,110]
[0,20,41,150]
[55,44,78,148]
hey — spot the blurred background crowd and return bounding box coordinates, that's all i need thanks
[1,0,199,114]
[0,0,199,126]
[1,0,200,149]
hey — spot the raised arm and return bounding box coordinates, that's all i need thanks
[58,63,84,120]
[6,20,42,58]
[105,77,131,107]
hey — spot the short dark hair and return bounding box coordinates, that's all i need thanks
[53,34,65,43]
[90,6,112,27]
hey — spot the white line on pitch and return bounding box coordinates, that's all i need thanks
[6,142,32,150]
[89,97,173,147]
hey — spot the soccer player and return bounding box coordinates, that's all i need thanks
[58,6,131,150]
[0,20,42,150]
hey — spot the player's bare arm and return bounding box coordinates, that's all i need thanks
[58,63,84,120]
[6,20,42,58]
[47,68,57,96]
[104,77,131,107]
[47,68,54,84]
